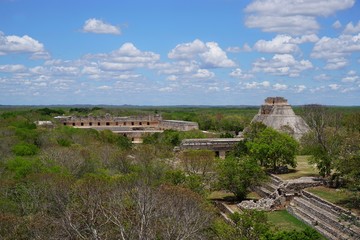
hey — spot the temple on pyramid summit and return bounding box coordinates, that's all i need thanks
[251,97,310,140]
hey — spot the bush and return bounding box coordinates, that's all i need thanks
[12,143,38,156]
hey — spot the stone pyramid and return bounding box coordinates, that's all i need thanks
[251,97,310,140]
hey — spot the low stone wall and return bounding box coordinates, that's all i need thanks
[287,190,360,240]
[159,120,199,131]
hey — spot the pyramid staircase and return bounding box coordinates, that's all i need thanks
[287,190,360,240]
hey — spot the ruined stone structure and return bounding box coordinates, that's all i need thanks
[251,97,310,140]
[178,138,242,159]
[239,175,360,240]
[55,114,198,143]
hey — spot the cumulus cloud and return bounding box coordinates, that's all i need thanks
[243,81,270,89]
[168,39,235,68]
[166,75,178,81]
[273,83,288,90]
[0,32,49,58]
[294,85,306,93]
[192,69,215,79]
[0,64,26,73]
[332,20,342,29]
[311,33,360,62]
[253,34,318,54]
[343,21,360,34]
[314,73,330,81]
[342,70,359,82]
[82,18,121,35]
[324,58,348,70]
[253,54,313,77]
[229,68,253,79]
[226,44,252,53]
[97,85,112,90]
[245,0,355,35]
[329,84,341,90]
[86,43,160,72]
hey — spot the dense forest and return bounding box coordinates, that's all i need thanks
[0,105,359,239]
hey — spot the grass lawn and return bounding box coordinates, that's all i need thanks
[275,155,319,180]
[266,210,309,231]
[306,186,360,215]
[208,191,261,201]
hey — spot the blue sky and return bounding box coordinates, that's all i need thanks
[1,0,360,106]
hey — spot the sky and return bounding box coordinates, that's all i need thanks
[0,0,360,106]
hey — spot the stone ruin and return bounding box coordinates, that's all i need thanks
[251,97,310,140]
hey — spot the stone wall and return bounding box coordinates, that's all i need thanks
[159,120,199,131]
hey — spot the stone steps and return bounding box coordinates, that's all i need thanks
[254,186,273,198]
[289,196,360,239]
[301,191,360,237]
[287,205,349,240]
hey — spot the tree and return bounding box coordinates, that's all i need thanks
[301,105,344,177]
[230,210,270,240]
[217,156,267,200]
[179,149,215,176]
[211,210,270,240]
[247,128,299,171]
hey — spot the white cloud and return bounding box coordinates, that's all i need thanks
[206,86,219,92]
[341,87,356,93]
[311,34,360,65]
[82,18,120,35]
[245,0,355,35]
[253,54,313,77]
[254,35,299,53]
[168,39,235,68]
[226,44,252,53]
[324,58,348,70]
[329,84,341,90]
[229,68,253,79]
[294,85,306,93]
[0,32,49,58]
[253,34,319,54]
[0,64,26,73]
[344,21,360,34]
[97,85,112,90]
[314,73,330,81]
[342,70,359,82]
[86,43,160,73]
[243,81,270,89]
[273,83,288,90]
[158,87,174,92]
[166,75,178,81]
[332,20,342,29]
[168,39,207,59]
[192,69,215,79]
[200,42,236,68]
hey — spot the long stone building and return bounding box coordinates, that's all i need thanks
[251,97,310,140]
[55,114,198,143]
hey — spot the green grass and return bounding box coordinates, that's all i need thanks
[306,186,360,215]
[275,155,319,180]
[208,191,261,201]
[266,210,309,231]
[306,186,349,204]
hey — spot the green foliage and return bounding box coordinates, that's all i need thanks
[243,122,267,141]
[212,210,270,240]
[57,138,73,147]
[263,227,322,240]
[5,157,59,179]
[12,143,39,156]
[98,129,132,149]
[36,108,65,116]
[164,169,186,185]
[143,129,208,147]
[217,156,267,200]
[247,128,299,170]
